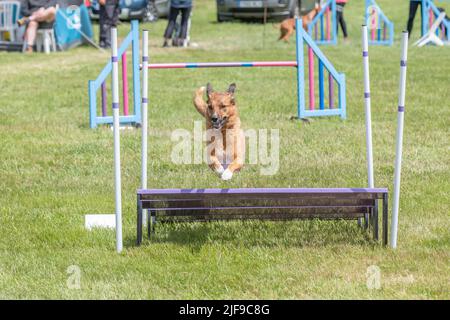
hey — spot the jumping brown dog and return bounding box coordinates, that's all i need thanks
[193,83,244,180]
[277,4,321,42]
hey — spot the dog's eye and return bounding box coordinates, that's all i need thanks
[222,108,227,113]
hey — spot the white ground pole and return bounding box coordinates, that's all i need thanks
[391,31,409,249]
[111,28,123,253]
[362,25,374,189]
[141,30,149,227]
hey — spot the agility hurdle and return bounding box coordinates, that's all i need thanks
[88,20,141,128]
[108,23,405,253]
[89,20,346,127]
[100,18,422,253]
[105,23,410,253]
[132,25,393,249]
[365,0,394,46]
[415,0,450,43]
[145,19,345,119]
[308,0,337,45]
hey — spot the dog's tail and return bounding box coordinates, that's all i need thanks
[193,86,208,117]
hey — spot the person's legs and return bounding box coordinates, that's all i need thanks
[25,20,39,50]
[338,4,348,39]
[29,6,56,23]
[336,4,343,36]
[163,7,180,46]
[23,7,56,51]
[179,7,192,40]
[99,1,120,49]
[407,0,420,37]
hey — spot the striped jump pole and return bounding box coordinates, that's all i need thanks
[111,28,123,253]
[361,25,375,230]
[147,61,298,69]
[141,30,149,229]
[122,52,129,116]
[362,25,374,189]
[391,31,409,249]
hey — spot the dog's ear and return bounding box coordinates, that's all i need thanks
[227,83,236,105]
[227,83,236,95]
[206,83,213,98]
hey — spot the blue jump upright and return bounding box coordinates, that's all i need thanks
[88,20,141,128]
[297,19,346,119]
[365,0,394,46]
[308,0,337,45]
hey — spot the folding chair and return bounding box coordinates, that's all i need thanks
[0,1,21,42]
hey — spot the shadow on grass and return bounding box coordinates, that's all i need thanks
[128,219,377,251]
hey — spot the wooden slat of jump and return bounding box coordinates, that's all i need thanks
[139,190,387,201]
[141,194,383,205]
[155,206,370,216]
[151,205,371,213]
[143,199,376,210]
[156,212,365,222]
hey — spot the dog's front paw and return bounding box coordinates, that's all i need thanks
[214,165,225,175]
[221,169,233,181]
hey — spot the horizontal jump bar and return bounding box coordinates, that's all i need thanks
[147,61,298,69]
[143,205,373,211]
[138,188,388,195]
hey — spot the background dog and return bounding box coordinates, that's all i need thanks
[193,83,245,181]
[277,3,322,42]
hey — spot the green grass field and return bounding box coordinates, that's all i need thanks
[0,0,449,299]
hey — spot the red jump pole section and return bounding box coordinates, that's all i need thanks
[308,47,315,110]
[121,52,129,116]
[326,6,331,41]
[429,8,434,31]
[371,8,376,41]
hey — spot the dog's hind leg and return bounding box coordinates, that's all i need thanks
[283,28,294,43]
[278,28,288,41]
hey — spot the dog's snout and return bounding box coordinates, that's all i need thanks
[211,116,219,123]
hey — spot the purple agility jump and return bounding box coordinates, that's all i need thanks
[137,187,389,246]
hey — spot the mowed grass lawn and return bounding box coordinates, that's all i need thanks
[0,0,449,299]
